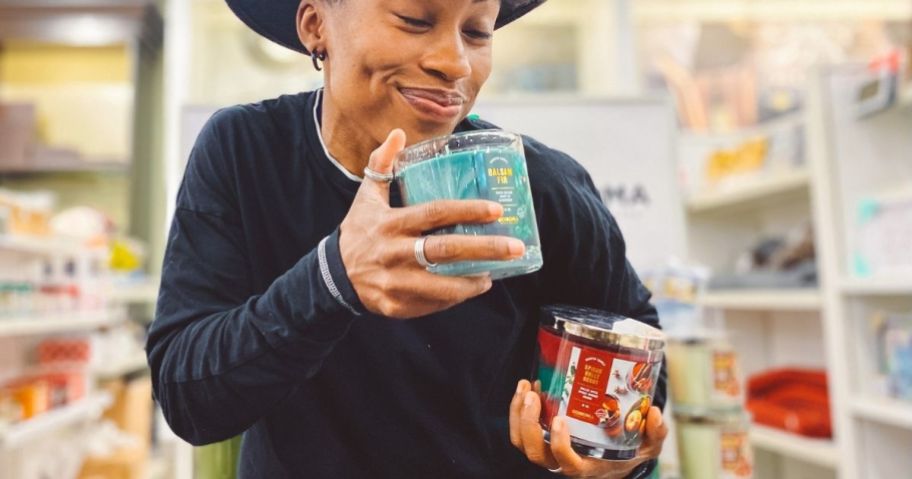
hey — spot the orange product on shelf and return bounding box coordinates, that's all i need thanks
[745,368,831,438]
[38,337,92,364]
[10,379,50,419]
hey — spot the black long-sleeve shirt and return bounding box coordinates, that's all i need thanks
[147,89,665,478]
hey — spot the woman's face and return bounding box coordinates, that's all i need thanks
[316,0,499,144]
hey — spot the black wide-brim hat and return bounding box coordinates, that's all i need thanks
[226,0,548,55]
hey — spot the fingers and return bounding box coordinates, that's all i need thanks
[518,391,559,470]
[637,406,668,459]
[547,416,586,476]
[396,200,503,234]
[393,234,524,265]
[361,129,407,201]
[509,380,531,452]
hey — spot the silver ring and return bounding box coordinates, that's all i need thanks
[414,236,438,269]
[363,166,394,183]
[548,466,563,474]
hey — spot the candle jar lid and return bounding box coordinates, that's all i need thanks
[541,305,666,351]
[395,129,521,173]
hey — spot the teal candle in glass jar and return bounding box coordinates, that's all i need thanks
[395,130,543,280]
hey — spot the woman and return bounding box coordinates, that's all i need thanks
[147,0,668,477]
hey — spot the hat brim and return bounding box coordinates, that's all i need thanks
[226,0,548,55]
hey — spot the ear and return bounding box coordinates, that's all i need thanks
[296,1,324,53]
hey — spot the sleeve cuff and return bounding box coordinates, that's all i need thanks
[317,229,365,317]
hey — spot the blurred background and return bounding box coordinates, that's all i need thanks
[0,0,909,478]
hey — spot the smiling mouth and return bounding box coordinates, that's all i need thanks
[398,87,467,122]
[399,87,466,107]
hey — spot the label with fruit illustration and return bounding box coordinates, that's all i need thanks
[554,344,662,458]
[720,430,753,479]
[712,349,742,402]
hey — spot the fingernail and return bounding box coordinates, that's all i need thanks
[508,239,525,256]
[489,203,503,216]
[523,392,534,408]
[516,382,524,395]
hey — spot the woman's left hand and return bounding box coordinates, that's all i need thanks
[508,380,668,478]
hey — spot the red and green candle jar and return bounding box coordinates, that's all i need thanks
[536,305,666,460]
[394,129,543,280]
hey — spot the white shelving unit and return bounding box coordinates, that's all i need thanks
[109,277,160,304]
[633,0,912,22]
[699,289,822,312]
[807,64,912,479]
[93,351,148,379]
[0,392,112,448]
[686,169,811,214]
[749,424,838,469]
[0,309,125,337]
[849,396,912,431]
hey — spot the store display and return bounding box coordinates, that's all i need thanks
[745,368,831,438]
[674,409,753,479]
[869,311,912,401]
[395,130,542,279]
[0,189,55,236]
[535,305,665,460]
[854,186,912,278]
[667,336,743,414]
[640,260,709,337]
[708,222,817,290]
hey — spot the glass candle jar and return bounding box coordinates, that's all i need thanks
[394,130,543,280]
[536,305,665,460]
[666,335,743,414]
[674,410,754,479]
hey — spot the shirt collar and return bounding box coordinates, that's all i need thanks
[313,88,363,184]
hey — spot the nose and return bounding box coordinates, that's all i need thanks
[420,29,472,82]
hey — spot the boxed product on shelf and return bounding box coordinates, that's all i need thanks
[0,189,55,236]
[869,311,912,401]
[745,368,831,438]
[640,259,709,337]
[678,113,804,197]
[854,186,912,279]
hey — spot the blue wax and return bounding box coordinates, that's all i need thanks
[397,146,543,279]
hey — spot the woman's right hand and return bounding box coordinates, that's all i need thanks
[339,129,526,319]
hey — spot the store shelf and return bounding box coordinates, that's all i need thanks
[93,351,148,379]
[699,289,822,311]
[851,396,912,430]
[109,278,160,304]
[840,276,912,296]
[749,423,838,468]
[0,234,103,257]
[0,309,124,336]
[634,0,912,22]
[686,169,810,214]
[0,392,112,448]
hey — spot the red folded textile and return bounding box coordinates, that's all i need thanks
[746,368,832,438]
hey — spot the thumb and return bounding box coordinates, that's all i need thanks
[360,128,407,203]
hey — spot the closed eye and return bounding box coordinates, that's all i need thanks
[464,29,492,40]
[395,14,432,29]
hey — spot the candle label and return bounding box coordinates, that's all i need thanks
[542,341,662,458]
[712,350,742,401]
[719,430,753,478]
[478,150,537,244]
